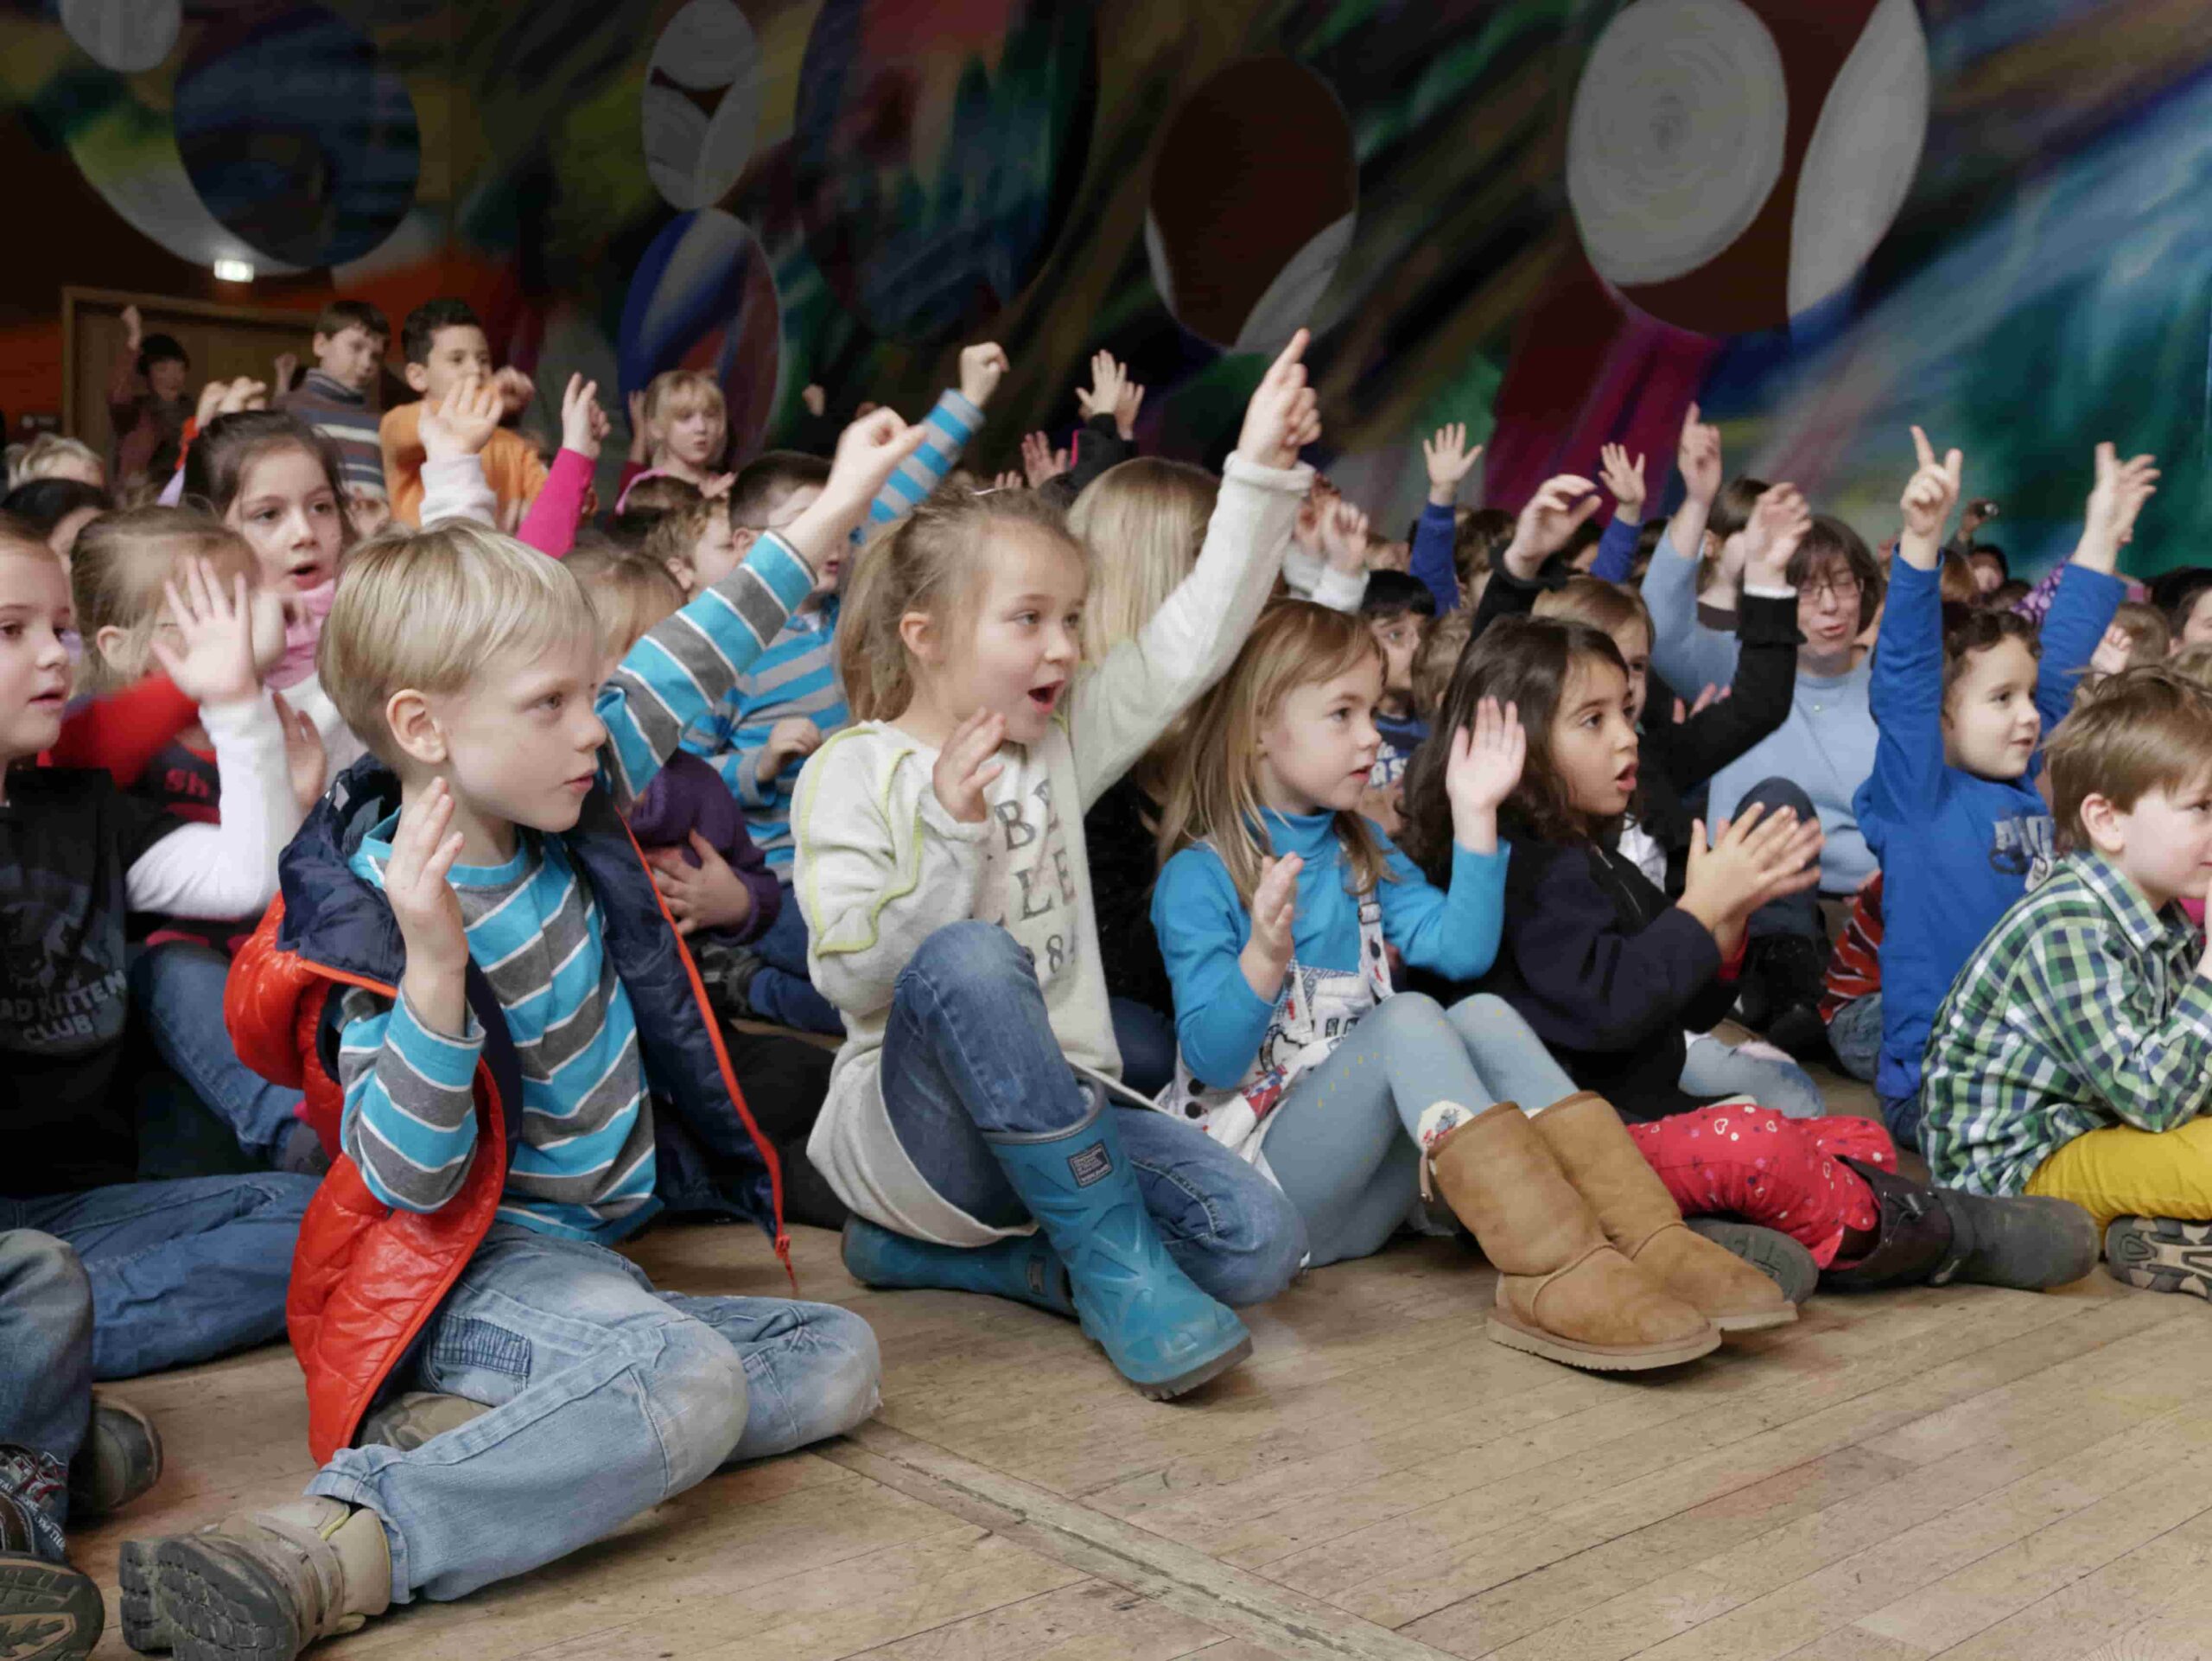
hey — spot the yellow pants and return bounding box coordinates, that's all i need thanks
[2024,1116,2212,1234]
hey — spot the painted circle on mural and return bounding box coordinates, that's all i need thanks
[1567,0,1926,335]
[641,0,763,212]
[59,0,181,73]
[1145,57,1357,354]
[791,0,1096,343]
[620,209,782,458]
[173,3,420,270]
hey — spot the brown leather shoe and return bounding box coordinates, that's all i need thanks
[1532,1091,1798,1333]
[1426,1103,1719,1371]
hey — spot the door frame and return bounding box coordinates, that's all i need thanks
[62,286,326,435]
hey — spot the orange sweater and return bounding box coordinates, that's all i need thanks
[378,401,549,528]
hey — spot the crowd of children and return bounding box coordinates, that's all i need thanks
[4,286,2210,1661]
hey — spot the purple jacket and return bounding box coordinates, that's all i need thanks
[625,752,779,945]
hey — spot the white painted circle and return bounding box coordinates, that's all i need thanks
[60,0,182,73]
[641,0,762,213]
[1566,0,1789,290]
[1789,0,1929,315]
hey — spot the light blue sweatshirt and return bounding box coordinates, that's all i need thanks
[1153,807,1509,1090]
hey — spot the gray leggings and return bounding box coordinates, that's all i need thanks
[1262,993,1578,1268]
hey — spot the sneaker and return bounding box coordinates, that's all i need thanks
[0,1446,102,1661]
[126,1498,390,1660]
[69,1391,163,1520]
[2104,1216,2212,1299]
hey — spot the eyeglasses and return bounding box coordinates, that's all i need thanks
[1802,575,1862,603]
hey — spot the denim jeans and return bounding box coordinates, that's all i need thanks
[308,1223,880,1603]
[1880,1087,1925,1154]
[1680,1034,1828,1121]
[1109,996,1178,1099]
[880,921,1306,1307]
[0,1231,93,1493]
[1826,992,1884,1085]
[1264,993,1579,1267]
[129,941,307,1164]
[0,1174,315,1379]
[1733,776,1825,942]
[748,882,845,1035]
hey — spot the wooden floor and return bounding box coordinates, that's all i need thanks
[73,1063,2212,1661]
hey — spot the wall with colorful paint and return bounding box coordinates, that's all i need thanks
[3,0,2203,573]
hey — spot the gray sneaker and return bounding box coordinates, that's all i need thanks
[0,1445,102,1661]
[2105,1216,2212,1299]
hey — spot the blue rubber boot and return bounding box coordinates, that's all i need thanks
[840,1218,1077,1318]
[984,1092,1252,1399]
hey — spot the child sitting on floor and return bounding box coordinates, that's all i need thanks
[1152,601,1796,1367]
[117,412,920,1661]
[1923,668,2212,1297]
[793,333,1326,1401]
[1856,431,2150,1149]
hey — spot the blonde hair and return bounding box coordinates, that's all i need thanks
[70,507,255,695]
[839,487,1087,723]
[1413,608,1473,721]
[1532,575,1652,646]
[1067,458,1217,662]
[642,371,727,459]
[1155,602,1393,906]
[321,520,600,764]
[9,434,105,491]
[564,537,683,659]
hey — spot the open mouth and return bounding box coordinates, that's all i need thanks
[288,559,328,588]
[1616,764,1638,793]
[1027,681,1064,713]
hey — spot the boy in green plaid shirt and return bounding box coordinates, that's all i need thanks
[1922,667,2212,1298]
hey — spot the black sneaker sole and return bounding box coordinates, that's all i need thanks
[151,1537,304,1661]
[2105,1216,2212,1300]
[118,1539,175,1652]
[0,1553,104,1661]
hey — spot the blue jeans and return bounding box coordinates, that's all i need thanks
[1264,993,1579,1268]
[880,922,1306,1307]
[130,941,308,1164]
[1880,1087,1925,1153]
[1680,1034,1827,1121]
[0,1174,317,1379]
[1827,992,1883,1085]
[308,1223,879,1603]
[0,1231,94,1495]
[1733,776,1825,943]
[748,882,845,1035]
[1110,996,1177,1099]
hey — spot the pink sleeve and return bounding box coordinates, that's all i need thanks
[516,448,594,557]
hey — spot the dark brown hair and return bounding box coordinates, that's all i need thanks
[1940,604,2040,704]
[1401,616,1631,881]
[1787,514,1884,632]
[181,410,350,532]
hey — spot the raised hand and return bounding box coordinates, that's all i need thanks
[650,831,755,937]
[149,557,259,710]
[1020,431,1069,489]
[1317,498,1370,575]
[493,366,535,420]
[1236,328,1322,470]
[960,342,1010,408]
[989,469,1024,492]
[1501,474,1602,580]
[1241,853,1302,998]
[1424,422,1482,506]
[346,490,391,542]
[1445,697,1525,851]
[420,374,502,461]
[195,381,231,427]
[1740,482,1811,587]
[385,778,471,995]
[122,304,143,351]
[782,408,929,566]
[1897,425,1964,563]
[1599,442,1648,521]
[1076,350,1127,422]
[932,709,1006,824]
[2079,442,2159,570]
[559,373,608,461]
[1677,402,1722,506]
[218,377,269,416]
[1672,683,1725,725]
[273,352,300,395]
[270,689,327,816]
[1115,378,1145,442]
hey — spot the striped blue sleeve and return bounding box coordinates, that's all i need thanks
[866,388,982,530]
[598,531,814,808]
[336,984,483,1214]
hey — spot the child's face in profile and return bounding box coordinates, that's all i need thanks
[925,530,1085,745]
[315,326,386,394]
[1257,654,1383,817]
[1550,657,1640,820]
[2104,772,2212,910]
[429,633,609,846]
[409,325,494,404]
[229,446,344,595]
[1942,637,2040,780]
[671,514,741,598]
[0,547,73,767]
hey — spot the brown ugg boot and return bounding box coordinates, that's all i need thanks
[1531,1091,1799,1333]
[1426,1102,1719,1371]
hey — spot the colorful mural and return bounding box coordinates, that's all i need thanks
[2,0,2203,573]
